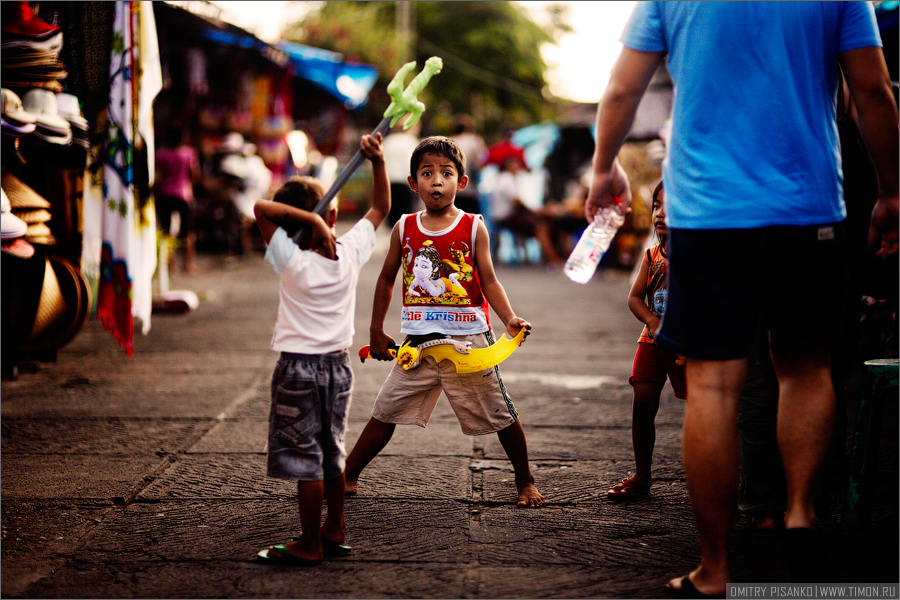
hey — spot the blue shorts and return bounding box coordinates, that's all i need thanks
[267,350,353,481]
[656,223,847,361]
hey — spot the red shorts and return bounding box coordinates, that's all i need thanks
[629,341,687,399]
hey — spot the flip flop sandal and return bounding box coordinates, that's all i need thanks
[256,543,323,566]
[607,476,651,501]
[665,576,726,599]
[750,513,785,537]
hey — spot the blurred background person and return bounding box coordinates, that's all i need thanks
[383,114,421,228]
[489,153,565,267]
[154,126,200,273]
[450,115,487,215]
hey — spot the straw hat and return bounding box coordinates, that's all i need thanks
[13,208,51,224]
[1,172,52,209]
[2,246,45,349]
[29,255,66,338]
[25,255,90,351]
[23,221,56,245]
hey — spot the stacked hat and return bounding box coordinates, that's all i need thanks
[1,171,56,245]
[24,254,91,352]
[0,47,68,92]
[1,188,34,258]
[1,2,67,93]
[2,188,28,240]
[1,1,63,57]
[55,93,88,149]
[22,88,71,145]
[1,87,36,138]
[4,249,91,353]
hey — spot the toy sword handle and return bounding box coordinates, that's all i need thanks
[307,117,392,219]
[358,343,399,363]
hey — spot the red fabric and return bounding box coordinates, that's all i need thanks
[629,341,687,399]
[97,242,134,356]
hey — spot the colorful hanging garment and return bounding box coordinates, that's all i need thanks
[82,1,161,355]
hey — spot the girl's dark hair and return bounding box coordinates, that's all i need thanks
[272,176,325,212]
[409,136,467,179]
[651,180,664,209]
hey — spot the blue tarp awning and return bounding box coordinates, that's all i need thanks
[277,40,379,110]
[197,29,378,110]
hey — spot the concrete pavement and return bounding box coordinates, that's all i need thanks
[2,222,897,599]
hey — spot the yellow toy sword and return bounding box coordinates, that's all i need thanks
[358,328,526,373]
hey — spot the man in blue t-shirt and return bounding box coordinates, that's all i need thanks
[584,2,898,596]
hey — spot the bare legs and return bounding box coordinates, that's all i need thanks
[344,417,544,507]
[670,358,745,596]
[263,474,346,561]
[669,343,835,595]
[497,419,545,507]
[631,381,664,487]
[344,417,396,495]
[771,343,835,530]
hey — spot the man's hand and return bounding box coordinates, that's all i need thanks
[869,195,899,258]
[585,159,631,222]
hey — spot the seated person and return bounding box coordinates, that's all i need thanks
[488,155,565,266]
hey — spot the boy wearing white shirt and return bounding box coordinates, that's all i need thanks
[254,133,389,565]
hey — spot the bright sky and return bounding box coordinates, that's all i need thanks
[211,1,637,103]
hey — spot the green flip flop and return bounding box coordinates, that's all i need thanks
[256,543,323,566]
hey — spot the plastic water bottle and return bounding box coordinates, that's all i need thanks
[564,201,626,284]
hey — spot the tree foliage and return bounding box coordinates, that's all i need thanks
[285,1,571,138]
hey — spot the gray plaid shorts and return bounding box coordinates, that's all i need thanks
[267,350,352,481]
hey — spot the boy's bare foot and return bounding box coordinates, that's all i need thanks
[345,478,358,496]
[517,482,545,507]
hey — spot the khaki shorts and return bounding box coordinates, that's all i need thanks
[371,332,518,435]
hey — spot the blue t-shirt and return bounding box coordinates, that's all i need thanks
[621,1,882,229]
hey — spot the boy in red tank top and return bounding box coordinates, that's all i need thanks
[345,136,545,508]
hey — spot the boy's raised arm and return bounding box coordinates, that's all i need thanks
[359,133,391,230]
[254,201,332,253]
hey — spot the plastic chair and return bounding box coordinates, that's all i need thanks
[842,358,899,527]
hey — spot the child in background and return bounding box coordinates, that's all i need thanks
[345,136,545,508]
[608,181,686,501]
[254,132,389,564]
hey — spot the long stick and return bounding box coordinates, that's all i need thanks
[293,57,443,243]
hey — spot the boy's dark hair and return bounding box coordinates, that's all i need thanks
[272,176,325,212]
[651,180,664,209]
[409,136,467,179]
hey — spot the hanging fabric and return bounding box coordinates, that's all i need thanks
[82,1,161,356]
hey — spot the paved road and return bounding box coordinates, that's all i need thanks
[2,223,897,598]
